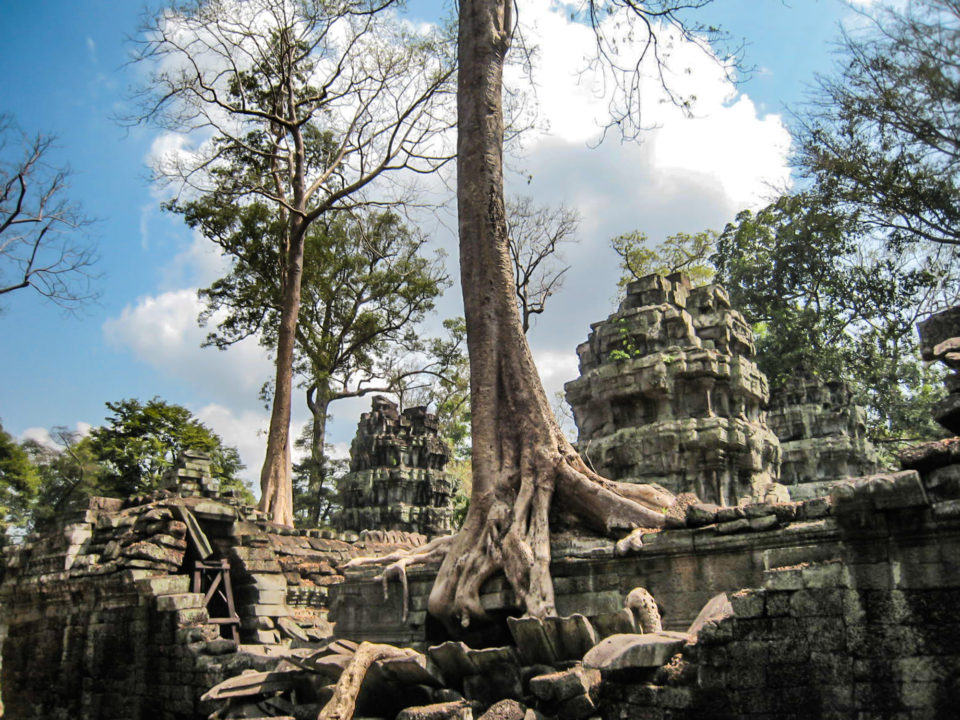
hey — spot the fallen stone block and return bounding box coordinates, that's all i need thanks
[396,700,474,720]
[528,666,600,703]
[582,632,688,672]
[686,592,733,638]
[478,698,527,720]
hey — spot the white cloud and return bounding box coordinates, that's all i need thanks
[103,289,273,408]
[193,403,269,492]
[512,0,792,211]
[19,422,93,450]
[159,229,231,290]
[534,348,580,404]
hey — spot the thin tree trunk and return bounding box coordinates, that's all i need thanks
[258,221,305,528]
[307,384,331,527]
[426,0,674,629]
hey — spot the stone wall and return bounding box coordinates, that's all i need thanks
[338,396,456,536]
[565,273,781,506]
[0,453,423,719]
[767,373,882,499]
[599,442,960,720]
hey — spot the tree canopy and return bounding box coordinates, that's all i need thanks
[796,0,960,249]
[713,193,958,447]
[87,398,248,500]
[0,421,39,539]
[132,0,456,526]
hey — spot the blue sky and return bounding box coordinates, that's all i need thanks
[0,0,863,488]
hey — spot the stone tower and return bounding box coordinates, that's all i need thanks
[767,373,881,497]
[338,396,455,536]
[564,273,781,506]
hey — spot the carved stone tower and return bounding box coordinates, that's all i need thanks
[338,396,455,536]
[565,273,781,506]
[767,373,881,496]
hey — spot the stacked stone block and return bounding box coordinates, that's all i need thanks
[565,273,781,505]
[339,396,456,536]
[767,373,881,498]
[598,459,960,720]
[162,448,220,497]
[918,304,960,434]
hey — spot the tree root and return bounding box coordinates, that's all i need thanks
[426,441,678,631]
[342,535,454,623]
[317,641,416,720]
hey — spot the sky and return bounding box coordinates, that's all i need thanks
[0,0,870,491]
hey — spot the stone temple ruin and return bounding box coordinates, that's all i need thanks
[565,273,782,506]
[338,396,455,537]
[3,276,960,720]
[767,373,881,499]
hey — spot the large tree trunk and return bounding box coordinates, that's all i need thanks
[427,0,672,629]
[258,222,306,528]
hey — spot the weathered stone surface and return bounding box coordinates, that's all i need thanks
[529,667,601,703]
[338,396,456,536]
[477,698,527,720]
[582,632,688,671]
[686,592,733,638]
[397,700,474,720]
[565,273,780,505]
[767,373,881,494]
[428,641,479,683]
[918,305,960,433]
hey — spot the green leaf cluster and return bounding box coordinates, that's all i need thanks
[713,193,956,448]
[796,0,960,249]
[611,229,716,296]
[87,398,249,500]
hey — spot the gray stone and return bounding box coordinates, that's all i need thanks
[478,699,527,720]
[565,273,780,506]
[686,592,733,638]
[338,396,456,536]
[528,667,601,703]
[582,632,688,671]
[396,700,474,720]
[768,374,881,487]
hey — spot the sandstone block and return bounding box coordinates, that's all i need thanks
[582,632,688,671]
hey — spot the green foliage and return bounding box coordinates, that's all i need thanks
[796,0,960,249]
[608,319,642,361]
[0,421,39,538]
[87,398,250,500]
[395,317,471,459]
[713,193,957,445]
[611,229,716,295]
[292,423,345,530]
[174,196,452,519]
[21,429,103,530]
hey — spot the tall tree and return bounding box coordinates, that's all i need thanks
[0,115,97,310]
[87,398,248,499]
[505,196,579,333]
[177,200,453,525]
[132,0,455,526]
[422,0,717,629]
[796,0,960,249]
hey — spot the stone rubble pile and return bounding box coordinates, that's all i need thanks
[565,273,782,506]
